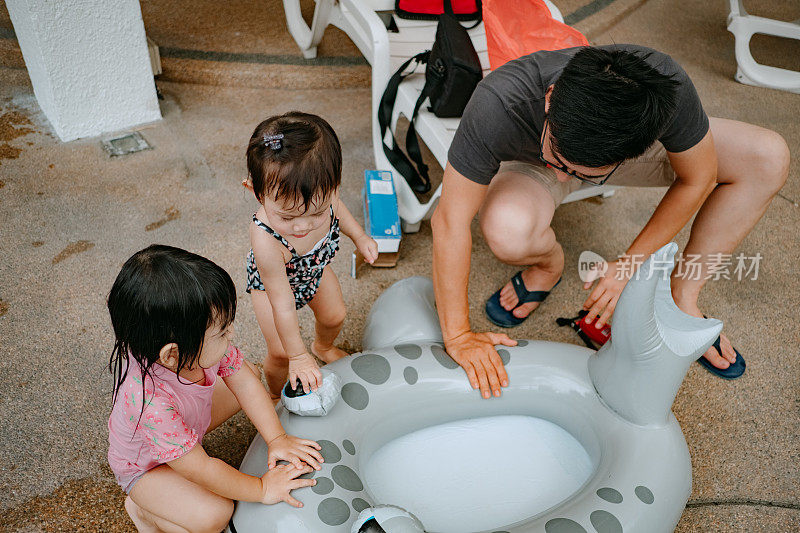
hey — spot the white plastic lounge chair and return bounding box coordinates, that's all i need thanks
[727,0,800,94]
[283,0,617,231]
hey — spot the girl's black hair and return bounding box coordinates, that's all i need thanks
[246,111,342,212]
[549,47,680,167]
[107,244,237,409]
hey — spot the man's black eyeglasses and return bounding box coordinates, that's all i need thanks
[538,119,621,186]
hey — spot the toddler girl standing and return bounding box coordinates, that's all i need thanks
[107,245,323,532]
[243,111,378,398]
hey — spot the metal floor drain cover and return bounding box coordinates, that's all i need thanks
[101,131,151,156]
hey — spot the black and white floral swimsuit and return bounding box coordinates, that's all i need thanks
[246,208,341,309]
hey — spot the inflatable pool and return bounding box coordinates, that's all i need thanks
[228,243,721,533]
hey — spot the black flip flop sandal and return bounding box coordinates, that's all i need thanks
[485,272,561,328]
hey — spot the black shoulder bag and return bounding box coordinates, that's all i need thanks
[378,0,483,194]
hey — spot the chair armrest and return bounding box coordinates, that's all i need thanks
[338,0,391,67]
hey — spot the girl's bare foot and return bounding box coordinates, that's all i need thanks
[311,340,348,363]
[124,496,160,533]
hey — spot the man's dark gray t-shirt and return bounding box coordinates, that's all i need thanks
[448,44,709,185]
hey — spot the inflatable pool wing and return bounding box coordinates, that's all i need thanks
[228,243,721,533]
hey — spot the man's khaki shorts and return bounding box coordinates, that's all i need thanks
[497,142,676,208]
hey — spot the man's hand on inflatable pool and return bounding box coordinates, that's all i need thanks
[582,258,634,328]
[288,351,323,393]
[266,433,324,471]
[444,331,516,399]
[260,463,317,508]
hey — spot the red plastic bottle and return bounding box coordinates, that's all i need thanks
[579,314,611,346]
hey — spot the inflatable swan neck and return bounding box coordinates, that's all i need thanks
[362,277,444,351]
[588,243,723,427]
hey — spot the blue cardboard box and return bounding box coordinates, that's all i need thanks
[363,170,401,253]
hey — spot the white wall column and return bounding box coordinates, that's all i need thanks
[6,0,161,142]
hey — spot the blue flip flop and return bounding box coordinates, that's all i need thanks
[696,336,746,380]
[485,272,561,328]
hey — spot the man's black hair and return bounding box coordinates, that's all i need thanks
[548,47,680,168]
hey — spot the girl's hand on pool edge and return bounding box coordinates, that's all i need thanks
[267,434,324,470]
[444,331,516,399]
[260,463,316,507]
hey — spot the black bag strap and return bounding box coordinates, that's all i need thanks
[378,51,432,194]
[377,2,482,195]
[403,75,436,190]
[443,0,483,29]
[556,311,600,350]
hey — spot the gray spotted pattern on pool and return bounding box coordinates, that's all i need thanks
[341,343,435,411]
[635,485,655,504]
[343,439,356,455]
[430,344,459,369]
[596,487,623,504]
[341,382,369,410]
[497,348,511,366]
[317,440,342,463]
[312,477,334,495]
[351,353,391,384]
[395,344,422,359]
[318,497,350,526]
[312,421,374,525]
[542,484,654,532]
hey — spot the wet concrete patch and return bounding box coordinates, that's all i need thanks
[0,142,22,161]
[145,206,180,231]
[0,110,34,163]
[51,241,95,264]
[0,110,34,141]
[32,241,44,247]
[0,299,8,317]
[0,471,131,532]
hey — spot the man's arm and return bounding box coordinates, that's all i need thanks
[627,130,717,260]
[431,163,516,399]
[583,131,718,325]
[432,163,484,341]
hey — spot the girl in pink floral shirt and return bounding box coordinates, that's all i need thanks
[107,245,324,532]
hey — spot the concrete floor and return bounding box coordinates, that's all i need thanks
[0,0,799,531]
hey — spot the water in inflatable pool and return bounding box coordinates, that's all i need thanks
[363,415,593,533]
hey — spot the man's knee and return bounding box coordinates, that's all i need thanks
[752,130,790,193]
[480,202,550,262]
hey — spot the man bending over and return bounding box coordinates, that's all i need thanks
[431,45,789,398]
